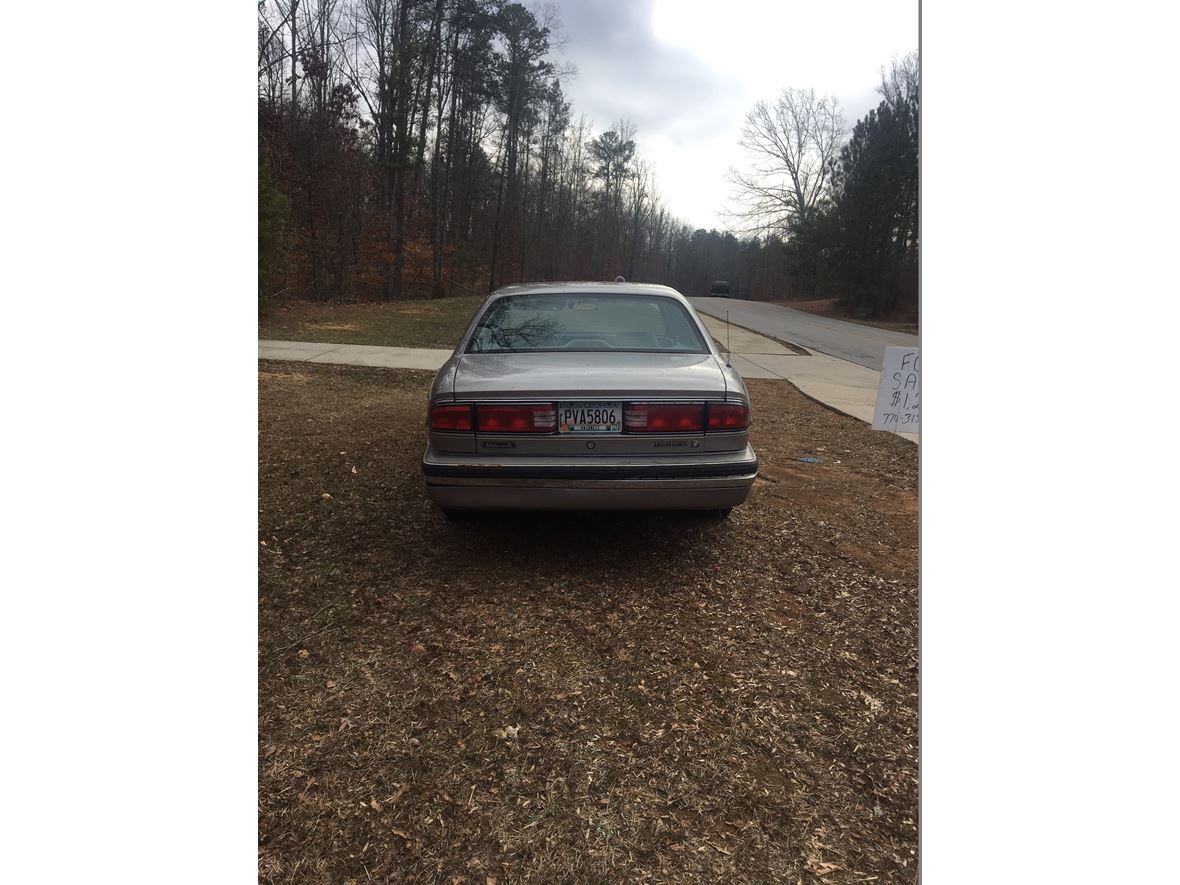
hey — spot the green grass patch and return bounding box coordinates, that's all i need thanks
[258,296,485,349]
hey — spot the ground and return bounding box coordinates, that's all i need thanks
[259,362,918,884]
[775,299,919,336]
[259,296,485,349]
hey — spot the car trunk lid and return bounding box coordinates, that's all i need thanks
[453,351,728,400]
[450,351,736,458]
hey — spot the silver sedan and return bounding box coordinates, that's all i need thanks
[421,282,757,516]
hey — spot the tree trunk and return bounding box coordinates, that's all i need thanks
[413,0,445,198]
[391,0,411,298]
[290,0,299,120]
[488,134,508,292]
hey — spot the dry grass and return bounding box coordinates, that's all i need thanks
[259,297,485,349]
[259,362,918,883]
[774,299,919,336]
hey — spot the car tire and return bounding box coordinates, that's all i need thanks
[707,507,733,520]
[442,508,473,522]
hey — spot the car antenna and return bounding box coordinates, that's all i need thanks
[725,310,732,367]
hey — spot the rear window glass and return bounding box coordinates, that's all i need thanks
[467,293,707,354]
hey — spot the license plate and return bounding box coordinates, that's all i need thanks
[558,401,622,433]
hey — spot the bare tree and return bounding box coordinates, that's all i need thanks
[880,52,919,113]
[258,2,291,103]
[727,88,844,234]
[624,159,649,279]
[259,0,729,301]
[288,0,301,119]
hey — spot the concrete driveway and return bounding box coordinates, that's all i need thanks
[689,297,918,370]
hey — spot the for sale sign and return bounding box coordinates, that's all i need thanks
[872,347,920,433]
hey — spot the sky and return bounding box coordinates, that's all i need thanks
[547,0,918,230]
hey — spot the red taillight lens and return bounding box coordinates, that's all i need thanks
[476,403,557,433]
[624,403,705,432]
[707,402,750,430]
[429,403,473,432]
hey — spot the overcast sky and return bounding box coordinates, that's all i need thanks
[547,0,918,230]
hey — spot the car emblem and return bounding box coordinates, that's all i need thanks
[585,441,596,450]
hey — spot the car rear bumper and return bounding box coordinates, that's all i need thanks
[422,445,758,511]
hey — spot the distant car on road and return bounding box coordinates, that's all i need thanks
[709,280,732,298]
[422,281,757,517]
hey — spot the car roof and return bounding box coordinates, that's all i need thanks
[487,281,685,300]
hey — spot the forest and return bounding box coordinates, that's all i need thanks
[259,0,918,317]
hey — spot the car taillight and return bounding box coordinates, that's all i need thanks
[707,402,750,430]
[476,403,557,433]
[429,403,473,432]
[624,403,705,432]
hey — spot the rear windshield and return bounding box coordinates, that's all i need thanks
[467,293,708,354]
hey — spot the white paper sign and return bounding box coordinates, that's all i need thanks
[873,346,920,433]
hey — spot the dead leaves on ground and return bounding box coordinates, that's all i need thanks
[258,362,918,884]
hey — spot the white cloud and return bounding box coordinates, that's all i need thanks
[651,0,917,98]
[555,0,918,229]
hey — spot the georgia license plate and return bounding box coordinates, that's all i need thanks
[558,401,622,433]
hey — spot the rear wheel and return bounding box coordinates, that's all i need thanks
[708,507,733,521]
[442,508,474,522]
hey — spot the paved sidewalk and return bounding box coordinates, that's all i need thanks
[259,340,451,370]
[699,316,917,444]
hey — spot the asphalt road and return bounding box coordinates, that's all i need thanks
[689,297,919,370]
